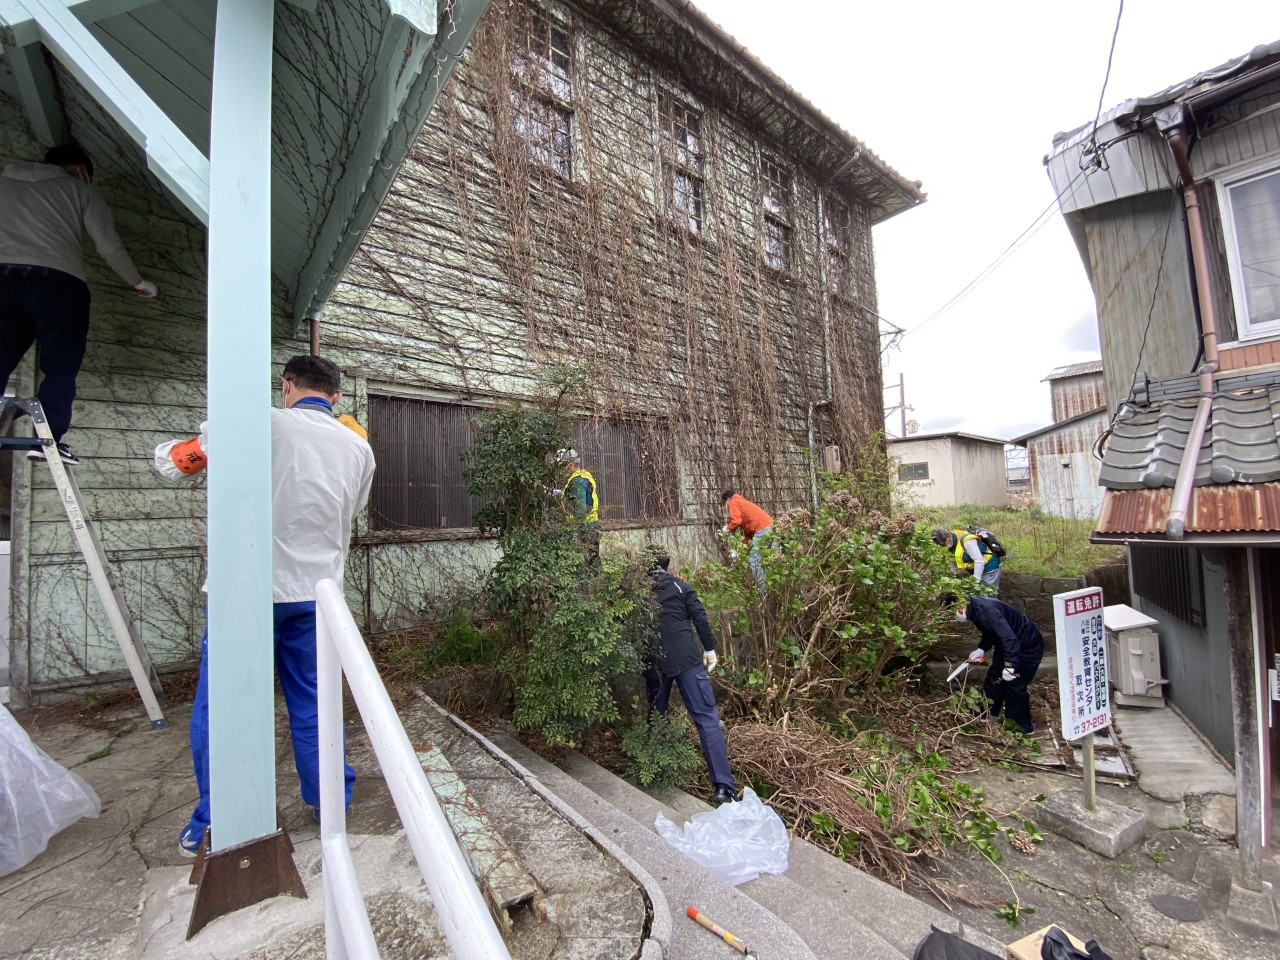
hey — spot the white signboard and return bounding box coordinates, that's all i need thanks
[1054,587,1110,741]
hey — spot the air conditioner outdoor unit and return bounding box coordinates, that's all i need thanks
[820,445,842,473]
[1103,604,1167,708]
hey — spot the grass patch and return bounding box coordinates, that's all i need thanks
[917,504,1122,578]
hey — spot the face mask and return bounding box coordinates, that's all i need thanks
[954,608,968,623]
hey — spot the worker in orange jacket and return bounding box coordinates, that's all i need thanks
[721,489,772,591]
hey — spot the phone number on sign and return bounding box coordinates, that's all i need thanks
[1074,713,1110,736]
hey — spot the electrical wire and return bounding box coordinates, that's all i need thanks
[1080,0,1126,173]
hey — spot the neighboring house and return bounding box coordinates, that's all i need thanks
[1047,41,1280,901]
[1,0,922,698]
[887,431,1007,507]
[324,0,924,627]
[1013,360,1108,519]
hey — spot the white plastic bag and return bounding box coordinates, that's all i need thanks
[654,786,789,885]
[0,704,101,877]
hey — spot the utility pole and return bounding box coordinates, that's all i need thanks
[899,373,907,438]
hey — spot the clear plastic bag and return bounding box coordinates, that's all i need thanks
[654,786,789,885]
[0,704,101,877]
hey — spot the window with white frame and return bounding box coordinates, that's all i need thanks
[1220,165,1280,338]
[824,194,854,297]
[760,155,793,270]
[510,8,574,179]
[660,96,705,234]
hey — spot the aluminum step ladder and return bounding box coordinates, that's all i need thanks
[0,397,168,728]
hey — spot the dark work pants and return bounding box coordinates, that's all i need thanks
[185,602,356,841]
[645,664,735,791]
[0,265,91,442]
[983,646,1043,733]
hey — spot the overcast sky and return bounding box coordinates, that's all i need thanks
[691,0,1273,441]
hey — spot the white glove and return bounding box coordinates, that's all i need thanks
[1001,667,1017,683]
[703,650,718,673]
[967,647,986,663]
[134,279,158,298]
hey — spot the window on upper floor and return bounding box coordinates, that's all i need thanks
[510,7,574,179]
[1220,164,1280,339]
[897,462,929,481]
[366,395,679,530]
[660,96,705,234]
[824,194,854,298]
[760,155,793,271]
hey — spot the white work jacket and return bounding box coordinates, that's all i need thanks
[154,405,375,602]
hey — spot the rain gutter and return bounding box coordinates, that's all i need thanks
[1157,105,1219,539]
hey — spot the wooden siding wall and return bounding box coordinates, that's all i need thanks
[1050,372,1106,423]
[0,74,212,690]
[324,0,885,540]
[1079,191,1199,413]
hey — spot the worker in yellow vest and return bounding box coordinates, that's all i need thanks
[556,448,600,565]
[931,527,1002,593]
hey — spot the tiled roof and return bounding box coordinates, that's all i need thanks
[1044,360,1103,381]
[1099,387,1280,491]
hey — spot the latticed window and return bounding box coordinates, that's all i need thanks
[824,194,854,297]
[661,96,704,234]
[510,8,574,178]
[761,156,793,270]
[1130,544,1205,627]
[366,396,679,530]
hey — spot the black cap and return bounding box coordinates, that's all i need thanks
[44,144,93,178]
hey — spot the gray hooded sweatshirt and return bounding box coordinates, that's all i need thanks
[0,161,140,285]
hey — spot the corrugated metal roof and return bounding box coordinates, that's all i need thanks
[1099,387,1280,491]
[1044,360,1103,381]
[1012,405,1108,445]
[1095,483,1280,535]
[887,430,1008,446]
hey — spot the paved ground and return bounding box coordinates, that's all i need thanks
[912,706,1279,960]
[0,690,647,959]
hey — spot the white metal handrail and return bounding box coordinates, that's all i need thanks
[316,578,511,960]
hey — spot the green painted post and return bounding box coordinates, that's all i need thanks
[205,0,276,850]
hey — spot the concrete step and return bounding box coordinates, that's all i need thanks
[480,728,820,960]
[561,752,1008,960]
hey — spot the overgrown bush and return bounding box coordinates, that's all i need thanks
[463,372,646,746]
[621,709,703,788]
[694,444,968,718]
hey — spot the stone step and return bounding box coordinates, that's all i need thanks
[478,728,820,960]
[560,752,1008,960]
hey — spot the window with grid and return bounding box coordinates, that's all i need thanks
[1220,164,1280,339]
[1130,544,1205,627]
[897,462,929,481]
[660,96,705,234]
[760,156,793,270]
[824,194,854,297]
[510,8,574,178]
[367,396,679,530]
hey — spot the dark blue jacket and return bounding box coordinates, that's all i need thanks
[647,570,716,677]
[967,596,1044,664]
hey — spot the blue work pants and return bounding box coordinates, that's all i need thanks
[185,601,355,840]
[645,664,735,791]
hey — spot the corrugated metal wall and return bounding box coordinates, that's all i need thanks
[1027,412,1108,519]
[1050,373,1106,422]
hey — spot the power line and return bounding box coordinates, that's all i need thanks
[1081,0,1126,173]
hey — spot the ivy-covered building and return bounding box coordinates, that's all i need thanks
[323,0,924,628]
[1,0,921,701]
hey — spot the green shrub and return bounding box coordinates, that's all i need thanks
[621,710,703,788]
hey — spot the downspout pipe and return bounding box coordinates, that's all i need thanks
[1160,110,1220,539]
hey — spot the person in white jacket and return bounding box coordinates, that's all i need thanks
[155,355,375,857]
[0,144,157,464]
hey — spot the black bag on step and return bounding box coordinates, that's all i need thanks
[1040,926,1113,960]
[912,925,1002,960]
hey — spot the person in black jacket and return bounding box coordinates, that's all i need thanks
[951,594,1045,734]
[644,552,737,806]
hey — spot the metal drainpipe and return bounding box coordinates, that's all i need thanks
[308,316,321,356]
[1163,120,1220,539]
[809,191,841,511]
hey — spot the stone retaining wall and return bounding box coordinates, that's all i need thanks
[1000,558,1130,654]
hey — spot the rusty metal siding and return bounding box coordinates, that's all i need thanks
[1027,413,1107,518]
[1193,76,1280,178]
[1050,373,1107,423]
[1079,192,1199,410]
